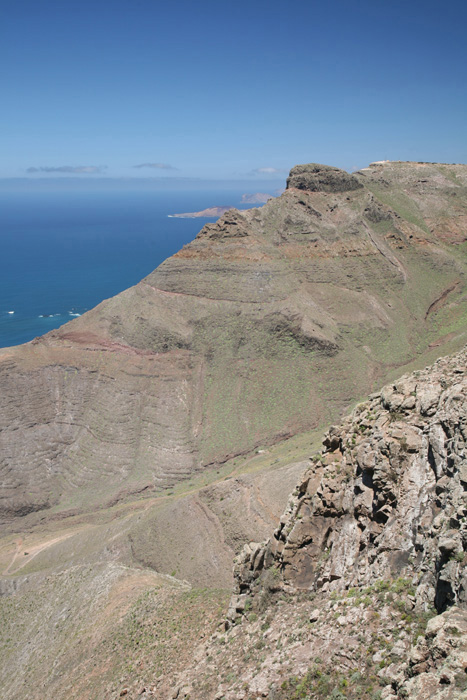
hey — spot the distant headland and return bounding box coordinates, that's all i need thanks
[168,205,233,219]
[169,193,276,218]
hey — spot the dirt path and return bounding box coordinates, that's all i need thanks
[3,537,23,575]
[2,531,82,576]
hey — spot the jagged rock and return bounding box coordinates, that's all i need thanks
[232,346,467,614]
[209,346,467,700]
[309,608,320,622]
[400,607,467,699]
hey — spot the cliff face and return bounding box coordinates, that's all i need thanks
[124,347,467,700]
[225,347,466,700]
[234,346,467,609]
[1,161,467,521]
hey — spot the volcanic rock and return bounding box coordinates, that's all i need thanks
[286,162,363,192]
[233,346,467,610]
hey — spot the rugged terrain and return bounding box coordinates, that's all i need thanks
[1,160,467,522]
[1,161,467,699]
[168,346,467,700]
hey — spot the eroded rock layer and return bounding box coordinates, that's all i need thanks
[1,161,467,520]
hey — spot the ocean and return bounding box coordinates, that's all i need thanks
[0,189,256,348]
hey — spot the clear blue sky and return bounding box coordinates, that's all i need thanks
[2,0,466,185]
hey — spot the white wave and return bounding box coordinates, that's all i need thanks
[7,311,14,314]
[68,312,81,317]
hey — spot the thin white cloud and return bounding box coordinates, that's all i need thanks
[27,165,106,174]
[251,167,285,175]
[133,162,178,170]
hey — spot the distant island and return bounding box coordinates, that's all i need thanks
[168,206,233,219]
[169,193,277,218]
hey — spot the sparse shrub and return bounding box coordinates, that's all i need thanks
[330,690,345,700]
[454,671,467,691]
[389,409,405,421]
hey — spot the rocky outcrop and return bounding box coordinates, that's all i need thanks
[399,607,467,699]
[286,163,363,193]
[233,346,467,615]
[206,347,467,700]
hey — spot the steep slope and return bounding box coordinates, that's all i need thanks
[234,347,467,610]
[167,346,467,700]
[1,161,467,522]
[0,434,314,700]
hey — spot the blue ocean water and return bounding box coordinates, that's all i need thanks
[0,189,254,348]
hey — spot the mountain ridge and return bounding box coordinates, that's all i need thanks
[2,160,467,524]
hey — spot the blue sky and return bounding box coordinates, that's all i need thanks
[2,0,466,185]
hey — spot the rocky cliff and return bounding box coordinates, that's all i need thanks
[2,161,467,522]
[234,346,467,606]
[224,346,467,699]
[154,348,467,700]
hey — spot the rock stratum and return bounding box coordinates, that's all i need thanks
[2,160,467,523]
